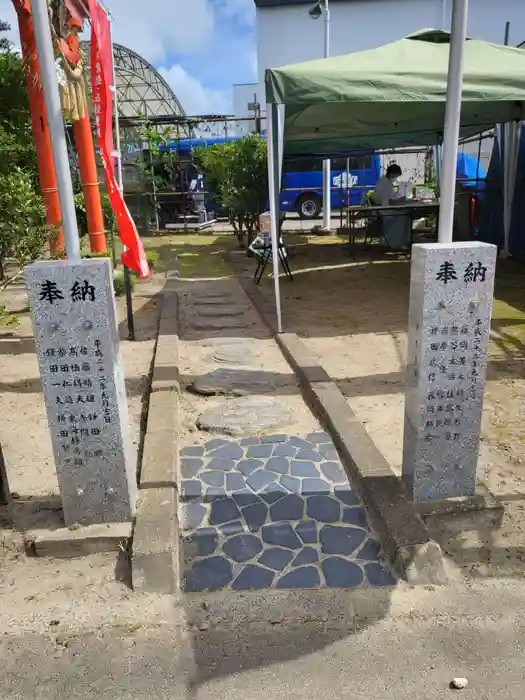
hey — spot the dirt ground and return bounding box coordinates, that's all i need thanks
[232,234,525,580]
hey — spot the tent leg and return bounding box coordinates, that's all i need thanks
[437,0,469,244]
[267,102,283,333]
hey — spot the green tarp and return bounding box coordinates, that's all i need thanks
[265,30,525,154]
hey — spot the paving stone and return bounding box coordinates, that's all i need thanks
[246,444,274,459]
[194,528,218,556]
[201,470,225,487]
[320,525,367,555]
[342,507,369,529]
[247,468,278,492]
[289,437,315,450]
[302,478,331,494]
[296,449,323,462]
[223,534,263,563]
[280,475,302,493]
[182,480,202,499]
[184,556,233,592]
[219,521,245,537]
[207,443,245,460]
[261,434,289,444]
[334,486,361,506]
[237,459,263,476]
[191,369,272,397]
[192,291,233,300]
[181,458,203,479]
[191,318,246,331]
[240,437,261,446]
[318,444,340,461]
[242,502,268,531]
[206,458,236,472]
[181,503,207,531]
[226,472,246,491]
[205,438,232,452]
[209,498,241,525]
[306,432,331,444]
[258,547,294,571]
[295,520,318,544]
[232,490,261,508]
[290,460,319,478]
[213,345,253,365]
[357,538,383,562]
[266,457,290,474]
[306,496,341,523]
[322,557,364,588]
[232,564,275,590]
[291,547,319,566]
[260,482,288,504]
[273,443,297,458]
[204,487,227,501]
[269,494,304,521]
[180,446,205,458]
[276,566,321,589]
[365,562,397,587]
[199,306,246,318]
[198,397,290,437]
[320,461,347,483]
[262,522,302,549]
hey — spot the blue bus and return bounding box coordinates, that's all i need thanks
[163,137,382,219]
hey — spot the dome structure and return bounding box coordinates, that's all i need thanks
[81,41,190,130]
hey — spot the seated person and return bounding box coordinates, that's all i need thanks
[372,164,412,251]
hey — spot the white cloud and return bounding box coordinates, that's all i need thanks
[105,0,215,64]
[159,63,230,116]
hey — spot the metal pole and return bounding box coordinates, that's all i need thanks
[31,0,81,261]
[437,0,469,244]
[109,17,135,341]
[321,0,331,231]
[267,103,283,333]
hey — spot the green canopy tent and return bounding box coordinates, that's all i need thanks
[264,30,525,330]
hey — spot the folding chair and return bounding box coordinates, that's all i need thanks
[362,195,388,247]
[254,239,293,284]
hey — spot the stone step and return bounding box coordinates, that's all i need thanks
[178,434,398,593]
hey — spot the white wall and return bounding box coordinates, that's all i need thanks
[256,0,525,92]
[232,83,264,136]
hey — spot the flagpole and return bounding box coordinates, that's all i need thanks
[107,12,135,340]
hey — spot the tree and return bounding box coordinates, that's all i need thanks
[0,168,49,281]
[0,20,49,282]
[196,135,268,248]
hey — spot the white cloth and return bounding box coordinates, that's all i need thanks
[372,176,396,206]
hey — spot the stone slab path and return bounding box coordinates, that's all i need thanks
[180,432,396,592]
[177,279,397,593]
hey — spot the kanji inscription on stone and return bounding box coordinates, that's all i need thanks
[402,242,497,501]
[26,259,136,525]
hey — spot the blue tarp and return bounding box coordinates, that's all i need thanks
[456,152,486,190]
[478,133,525,254]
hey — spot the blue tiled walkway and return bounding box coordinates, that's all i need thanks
[179,432,397,592]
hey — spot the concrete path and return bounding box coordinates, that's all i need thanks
[1,579,525,699]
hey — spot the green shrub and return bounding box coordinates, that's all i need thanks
[145,249,160,270]
[113,270,135,297]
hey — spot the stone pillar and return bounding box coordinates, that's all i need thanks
[26,259,136,525]
[402,242,497,502]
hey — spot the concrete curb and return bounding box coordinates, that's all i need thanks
[131,287,180,594]
[25,523,132,558]
[239,277,447,586]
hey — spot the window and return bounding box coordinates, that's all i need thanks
[283,155,372,172]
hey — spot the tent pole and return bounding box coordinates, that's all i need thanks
[437,0,469,244]
[267,103,283,333]
[322,0,331,232]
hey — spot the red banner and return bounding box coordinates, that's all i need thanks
[88,0,150,279]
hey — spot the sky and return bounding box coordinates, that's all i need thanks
[0,0,257,115]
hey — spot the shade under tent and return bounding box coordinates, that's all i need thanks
[265,29,525,331]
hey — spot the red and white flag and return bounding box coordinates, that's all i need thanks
[88,0,150,278]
